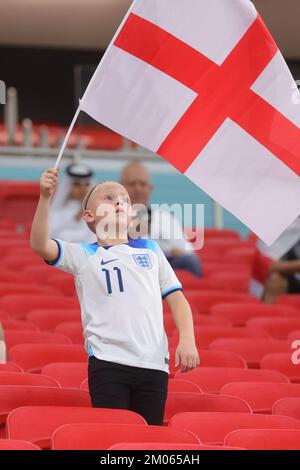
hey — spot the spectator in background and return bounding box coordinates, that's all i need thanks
[50,162,96,243]
[263,239,300,303]
[120,161,201,277]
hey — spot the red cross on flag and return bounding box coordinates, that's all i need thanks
[80,0,300,245]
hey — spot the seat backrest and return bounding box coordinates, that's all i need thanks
[224,429,300,450]
[0,438,41,450]
[41,362,87,388]
[52,423,201,450]
[0,372,60,387]
[27,309,80,331]
[192,350,247,368]
[4,330,71,351]
[246,317,300,339]
[272,398,300,421]
[0,385,91,425]
[169,412,300,444]
[221,382,300,413]
[174,367,289,393]
[211,303,299,326]
[9,344,87,372]
[261,353,300,381]
[109,443,244,450]
[164,392,251,423]
[1,319,38,331]
[0,294,79,317]
[168,379,203,393]
[0,362,23,373]
[7,406,146,449]
[209,338,292,367]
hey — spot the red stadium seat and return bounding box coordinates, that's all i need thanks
[0,220,16,230]
[0,309,9,320]
[0,294,79,318]
[0,362,23,373]
[175,367,288,393]
[184,291,259,314]
[288,330,300,341]
[164,314,232,336]
[46,273,76,296]
[109,443,243,450]
[196,350,247,368]
[192,228,240,240]
[0,181,39,223]
[209,272,250,292]
[7,406,146,449]
[0,319,38,331]
[80,378,89,391]
[22,265,64,283]
[211,303,300,326]
[224,429,300,450]
[3,256,45,271]
[168,325,269,349]
[164,392,251,424]
[195,315,232,327]
[0,372,60,387]
[4,330,72,351]
[272,398,300,421]
[54,322,83,345]
[221,382,300,413]
[168,412,300,445]
[168,379,203,393]
[278,295,300,310]
[246,317,300,339]
[9,344,87,373]
[261,354,300,383]
[202,263,251,279]
[168,349,247,376]
[0,283,59,297]
[52,423,200,450]
[209,338,293,367]
[0,385,90,435]
[42,362,87,389]
[27,309,80,331]
[0,269,28,284]
[223,247,255,265]
[0,439,41,450]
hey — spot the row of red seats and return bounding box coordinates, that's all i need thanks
[0,399,299,449]
[0,123,123,150]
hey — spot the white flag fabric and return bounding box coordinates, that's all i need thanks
[80,0,300,245]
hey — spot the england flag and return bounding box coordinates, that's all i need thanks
[80,0,300,246]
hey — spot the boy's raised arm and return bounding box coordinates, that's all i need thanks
[30,168,60,263]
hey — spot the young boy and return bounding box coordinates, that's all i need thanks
[30,168,199,426]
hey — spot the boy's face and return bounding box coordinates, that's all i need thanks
[83,182,132,239]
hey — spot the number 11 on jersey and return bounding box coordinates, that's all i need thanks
[102,267,124,294]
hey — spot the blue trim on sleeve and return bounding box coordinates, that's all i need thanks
[45,239,63,266]
[162,285,183,299]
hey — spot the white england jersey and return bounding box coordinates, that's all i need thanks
[48,238,182,373]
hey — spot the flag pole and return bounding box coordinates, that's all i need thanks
[54,102,81,169]
[54,0,138,169]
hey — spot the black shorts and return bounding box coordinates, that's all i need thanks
[88,356,169,426]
